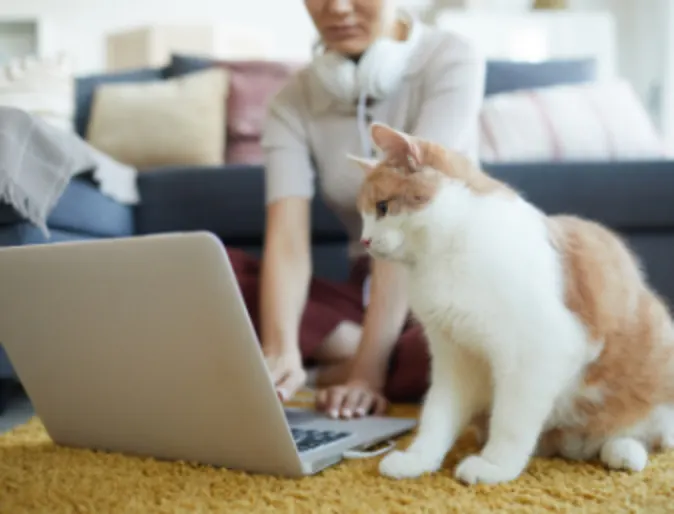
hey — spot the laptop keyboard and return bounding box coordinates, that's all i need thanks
[291,427,351,453]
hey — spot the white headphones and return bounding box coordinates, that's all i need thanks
[308,15,421,106]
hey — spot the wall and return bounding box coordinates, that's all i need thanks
[434,10,617,79]
[0,0,319,73]
[660,1,674,148]
[0,0,434,74]
[0,0,668,133]
[568,0,668,126]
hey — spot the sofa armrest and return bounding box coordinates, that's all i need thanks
[134,165,347,245]
[485,160,674,231]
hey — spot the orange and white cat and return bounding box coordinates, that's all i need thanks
[350,123,674,485]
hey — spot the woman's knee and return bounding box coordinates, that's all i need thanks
[314,321,362,362]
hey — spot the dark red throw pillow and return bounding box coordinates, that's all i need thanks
[170,55,303,163]
[216,60,302,140]
[226,137,264,165]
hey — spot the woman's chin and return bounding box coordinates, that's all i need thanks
[326,38,370,57]
[368,247,401,261]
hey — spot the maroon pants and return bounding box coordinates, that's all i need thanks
[227,248,430,403]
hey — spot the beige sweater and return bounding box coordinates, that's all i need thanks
[261,23,485,257]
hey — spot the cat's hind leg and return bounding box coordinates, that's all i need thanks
[379,339,488,479]
[600,437,648,472]
[656,404,674,450]
[661,432,674,450]
[599,404,674,471]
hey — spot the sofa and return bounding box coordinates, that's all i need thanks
[2,56,674,413]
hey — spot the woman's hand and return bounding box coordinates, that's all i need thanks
[259,197,312,402]
[315,259,409,418]
[264,349,307,402]
[316,377,388,419]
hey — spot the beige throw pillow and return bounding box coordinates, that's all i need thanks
[87,68,229,169]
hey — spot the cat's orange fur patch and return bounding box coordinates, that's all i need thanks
[548,215,674,439]
[357,140,514,215]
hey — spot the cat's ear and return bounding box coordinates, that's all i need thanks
[347,154,378,174]
[370,123,422,171]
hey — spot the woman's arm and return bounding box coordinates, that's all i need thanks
[260,197,313,398]
[260,197,312,357]
[259,80,316,399]
[349,259,408,388]
[318,258,408,417]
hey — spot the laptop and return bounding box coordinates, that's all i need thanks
[0,232,416,477]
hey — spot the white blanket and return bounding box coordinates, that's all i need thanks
[0,107,139,236]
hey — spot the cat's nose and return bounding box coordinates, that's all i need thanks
[361,238,372,248]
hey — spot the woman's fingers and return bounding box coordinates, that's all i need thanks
[341,388,366,418]
[276,367,307,402]
[263,353,307,402]
[355,391,375,417]
[326,387,347,418]
[372,394,388,416]
[317,383,388,419]
[264,355,284,383]
[315,388,329,411]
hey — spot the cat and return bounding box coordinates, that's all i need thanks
[349,122,674,485]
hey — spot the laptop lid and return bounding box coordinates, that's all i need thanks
[0,232,305,476]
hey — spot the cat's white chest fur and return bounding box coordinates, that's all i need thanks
[405,192,585,364]
[407,253,486,352]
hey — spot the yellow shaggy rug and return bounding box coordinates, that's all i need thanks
[1,399,673,513]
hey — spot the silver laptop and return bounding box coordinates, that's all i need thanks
[0,232,416,477]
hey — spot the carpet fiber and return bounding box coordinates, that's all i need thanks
[1,400,673,513]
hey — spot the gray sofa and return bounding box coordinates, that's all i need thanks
[2,57,674,412]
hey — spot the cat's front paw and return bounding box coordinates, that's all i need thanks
[379,450,441,479]
[454,454,523,485]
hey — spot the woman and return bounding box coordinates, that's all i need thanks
[247,0,484,418]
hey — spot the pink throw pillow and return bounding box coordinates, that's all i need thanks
[226,137,264,165]
[479,79,668,163]
[213,60,302,141]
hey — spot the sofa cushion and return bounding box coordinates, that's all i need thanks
[135,164,346,244]
[136,164,351,281]
[479,80,666,163]
[0,175,134,238]
[168,54,300,163]
[485,160,674,230]
[135,164,350,281]
[86,68,230,169]
[75,66,168,139]
[226,137,264,166]
[0,223,101,247]
[485,58,597,96]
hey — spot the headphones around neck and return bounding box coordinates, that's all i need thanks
[309,16,421,105]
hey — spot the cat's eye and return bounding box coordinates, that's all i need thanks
[376,201,388,218]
